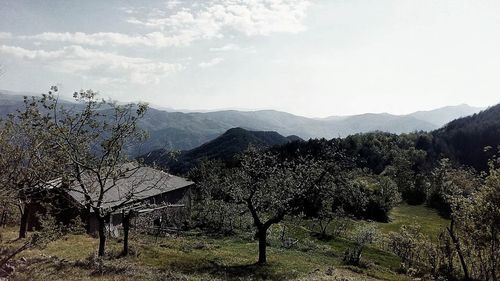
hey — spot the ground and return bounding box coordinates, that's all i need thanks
[0,204,448,281]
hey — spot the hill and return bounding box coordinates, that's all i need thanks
[410,104,484,127]
[432,104,500,171]
[140,127,296,174]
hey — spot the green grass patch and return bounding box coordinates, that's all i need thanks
[3,205,441,281]
[373,203,449,238]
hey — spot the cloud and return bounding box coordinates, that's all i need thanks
[198,57,224,68]
[166,0,181,10]
[209,43,240,52]
[19,31,194,48]
[18,0,311,48]
[0,45,182,84]
[0,32,12,39]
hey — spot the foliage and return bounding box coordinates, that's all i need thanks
[26,87,150,257]
[0,94,63,238]
[386,224,425,271]
[431,104,500,171]
[444,156,500,281]
[332,173,401,222]
[343,224,378,266]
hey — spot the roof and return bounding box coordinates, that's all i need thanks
[67,164,194,210]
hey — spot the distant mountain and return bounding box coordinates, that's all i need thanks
[330,113,436,136]
[410,104,484,127]
[140,127,294,174]
[0,91,29,117]
[432,104,500,171]
[0,89,490,155]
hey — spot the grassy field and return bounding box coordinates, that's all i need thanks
[0,204,447,281]
[372,203,449,238]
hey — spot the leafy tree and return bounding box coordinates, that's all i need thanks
[446,156,500,281]
[332,173,400,222]
[38,87,149,256]
[387,224,426,270]
[0,96,61,238]
[343,224,378,266]
[189,160,250,234]
[223,147,329,264]
[313,204,350,239]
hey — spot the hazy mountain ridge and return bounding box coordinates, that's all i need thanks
[0,90,486,153]
[410,104,485,127]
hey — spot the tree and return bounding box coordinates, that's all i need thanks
[313,204,350,239]
[387,224,426,270]
[38,87,150,256]
[0,96,61,238]
[189,160,249,234]
[446,156,500,281]
[343,224,378,266]
[224,147,328,264]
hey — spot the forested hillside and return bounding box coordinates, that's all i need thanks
[140,127,298,174]
[431,104,500,171]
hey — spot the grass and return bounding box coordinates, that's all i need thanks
[373,203,449,238]
[0,203,445,280]
[1,227,402,280]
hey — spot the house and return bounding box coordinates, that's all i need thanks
[28,164,194,237]
[67,164,195,237]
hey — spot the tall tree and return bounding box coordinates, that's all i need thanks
[39,87,150,256]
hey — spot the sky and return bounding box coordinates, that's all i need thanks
[0,0,499,118]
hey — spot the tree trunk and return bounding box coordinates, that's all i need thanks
[18,204,29,239]
[85,204,92,235]
[0,241,30,269]
[257,228,267,264]
[1,209,6,227]
[122,212,130,256]
[97,215,106,257]
[447,219,470,280]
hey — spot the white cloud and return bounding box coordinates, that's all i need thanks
[166,0,181,10]
[0,32,12,39]
[198,57,224,68]
[19,32,194,48]
[18,0,311,48]
[0,45,182,84]
[209,43,240,52]
[0,45,63,59]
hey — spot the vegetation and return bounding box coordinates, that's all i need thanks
[142,127,295,174]
[0,88,499,280]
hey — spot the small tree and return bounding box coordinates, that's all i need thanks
[387,224,425,270]
[224,147,327,264]
[343,224,378,266]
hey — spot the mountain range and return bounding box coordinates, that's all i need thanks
[143,103,500,174]
[0,90,486,154]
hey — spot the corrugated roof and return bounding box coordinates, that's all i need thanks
[67,164,194,210]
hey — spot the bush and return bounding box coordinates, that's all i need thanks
[343,224,378,266]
